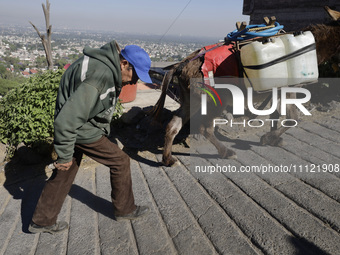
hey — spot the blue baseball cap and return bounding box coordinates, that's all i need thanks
[121,45,153,84]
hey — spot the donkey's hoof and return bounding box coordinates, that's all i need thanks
[220,148,237,159]
[227,153,238,160]
[162,156,179,167]
[260,134,283,147]
[276,138,286,147]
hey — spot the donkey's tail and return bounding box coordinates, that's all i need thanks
[151,69,175,122]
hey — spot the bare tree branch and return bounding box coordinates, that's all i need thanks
[29,0,53,70]
[29,21,43,39]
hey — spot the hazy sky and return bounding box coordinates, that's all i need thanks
[0,0,249,39]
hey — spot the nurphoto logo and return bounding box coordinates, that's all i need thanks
[198,79,312,128]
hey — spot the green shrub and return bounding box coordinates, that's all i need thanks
[112,99,124,122]
[0,69,64,157]
[0,69,124,159]
[0,78,22,96]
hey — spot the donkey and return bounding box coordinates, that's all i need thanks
[153,6,340,166]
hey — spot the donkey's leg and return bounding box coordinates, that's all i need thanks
[162,81,191,166]
[204,116,237,159]
[162,105,191,166]
[260,110,285,146]
[163,114,184,166]
[260,92,298,146]
[163,107,237,165]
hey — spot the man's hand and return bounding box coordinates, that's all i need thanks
[54,161,73,171]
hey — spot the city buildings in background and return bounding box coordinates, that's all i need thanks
[2,2,339,78]
[0,25,214,78]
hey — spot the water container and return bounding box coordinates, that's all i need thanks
[280,31,318,85]
[241,38,288,91]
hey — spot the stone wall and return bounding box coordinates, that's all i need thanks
[243,0,340,31]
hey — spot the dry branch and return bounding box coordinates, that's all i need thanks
[29,0,53,70]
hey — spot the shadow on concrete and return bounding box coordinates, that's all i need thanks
[3,157,48,233]
[3,156,117,235]
[122,147,163,167]
[3,161,118,233]
[288,236,330,255]
[68,184,115,220]
[215,129,261,150]
[110,108,190,167]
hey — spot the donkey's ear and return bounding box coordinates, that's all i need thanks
[325,6,340,21]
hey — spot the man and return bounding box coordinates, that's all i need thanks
[29,41,152,234]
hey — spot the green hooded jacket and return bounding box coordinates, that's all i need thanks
[54,40,122,163]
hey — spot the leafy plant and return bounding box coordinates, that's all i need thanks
[0,69,125,159]
[0,69,64,158]
[0,78,21,96]
[112,99,124,122]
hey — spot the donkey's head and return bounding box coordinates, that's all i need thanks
[307,7,340,65]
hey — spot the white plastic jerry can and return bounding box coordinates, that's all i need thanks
[280,31,319,85]
[241,37,288,91]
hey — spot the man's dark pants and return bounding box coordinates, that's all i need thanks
[32,136,136,226]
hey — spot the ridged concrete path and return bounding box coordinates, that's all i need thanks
[0,91,339,255]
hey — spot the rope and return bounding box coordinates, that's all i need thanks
[225,22,284,43]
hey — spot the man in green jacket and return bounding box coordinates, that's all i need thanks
[29,41,151,234]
